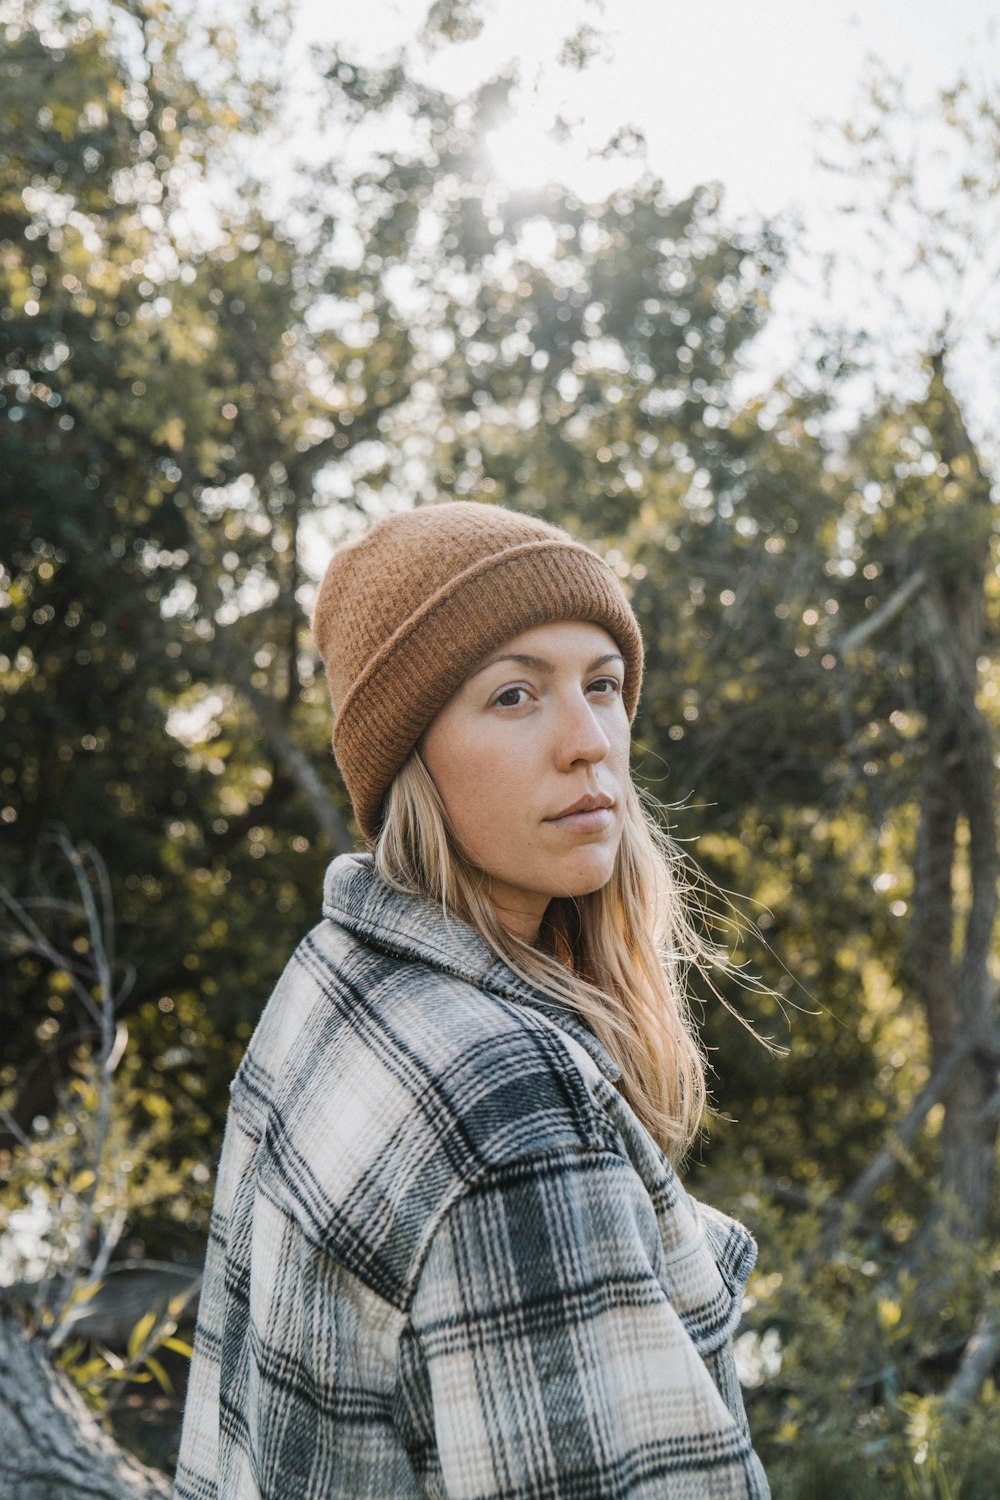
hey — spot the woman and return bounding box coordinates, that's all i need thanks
[174,502,770,1499]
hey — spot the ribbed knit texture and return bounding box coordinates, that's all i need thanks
[311,502,644,840]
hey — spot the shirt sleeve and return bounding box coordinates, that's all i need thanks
[405,1144,770,1500]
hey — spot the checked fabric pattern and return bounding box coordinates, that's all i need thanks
[174,853,770,1499]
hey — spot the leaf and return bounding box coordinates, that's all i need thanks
[127,1310,157,1358]
[168,1287,194,1318]
[162,1335,195,1358]
[67,1277,103,1307]
[54,1338,86,1370]
[144,1354,173,1393]
[878,1297,902,1331]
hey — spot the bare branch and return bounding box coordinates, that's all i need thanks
[223,649,354,855]
[0,1105,33,1151]
[87,1205,128,1287]
[943,1309,1000,1411]
[0,837,137,1342]
[834,567,928,656]
[982,1086,1000,1126]
[0,884,103,1018]
[178,500,355,855]
[820,1035,974,1256]
[44,846,125,1341]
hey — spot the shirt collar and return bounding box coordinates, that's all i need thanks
[322,852,622,1083]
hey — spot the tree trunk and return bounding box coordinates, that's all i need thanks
[0,1306,170,1500]
[225,646,355,855]
[909,719,960,1055]
[908,356,999,1244]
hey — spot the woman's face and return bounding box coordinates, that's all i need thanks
[419,620,631,943]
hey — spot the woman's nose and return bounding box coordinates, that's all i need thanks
[553,692,610,769]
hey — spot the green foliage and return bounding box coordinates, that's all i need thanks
[0,1028,210,1290]
[716,1193,1000,1499]
[54,1292,195,1414]
[0,0,349,1219]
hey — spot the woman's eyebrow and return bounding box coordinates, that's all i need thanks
[468,653,550,680]
[470,651,625,679]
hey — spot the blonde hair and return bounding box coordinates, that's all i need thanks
[375,752,722,1162]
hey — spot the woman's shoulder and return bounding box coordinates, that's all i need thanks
[286,907,608,1156]
[229,904,609,1308]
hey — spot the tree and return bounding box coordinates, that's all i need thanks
[834,355,998,1242]
[813,68,1000,1248]
[0,0,361,1177]
[0,1304,170,1500]
[0,835,191,1494]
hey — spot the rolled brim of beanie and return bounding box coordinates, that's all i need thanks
[332,538,643,841]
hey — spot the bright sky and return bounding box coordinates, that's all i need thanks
[289,0,1000,453]
[296,0,997,210]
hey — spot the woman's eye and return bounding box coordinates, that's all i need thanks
[493,686,528,708]
[589,677,622,697]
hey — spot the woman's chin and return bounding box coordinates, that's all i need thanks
[542,849,619,901]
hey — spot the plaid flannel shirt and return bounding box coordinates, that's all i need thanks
[175,853,770,1500]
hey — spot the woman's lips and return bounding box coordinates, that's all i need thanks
[545,805,615,833]
[545,793,615,833]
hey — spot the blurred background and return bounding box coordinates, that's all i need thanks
[1,1,999,1495]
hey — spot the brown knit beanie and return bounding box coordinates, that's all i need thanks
[312,501,643,841]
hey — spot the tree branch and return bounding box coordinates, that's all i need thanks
[819,1035,974,1256]
[178,500,355,855]
[0,1306,170,1500]
[943,1309,1000,1412]
[223,649,354,855]
[834,567,928,656]
[981,1085,1000,1126]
